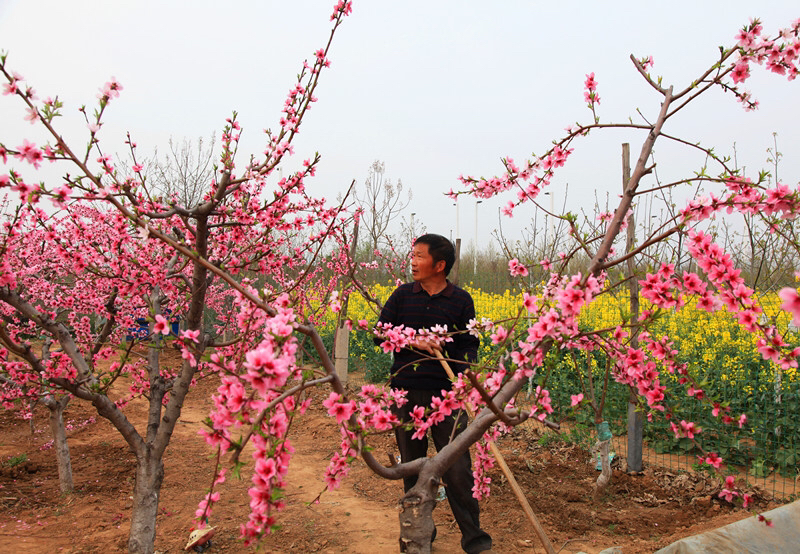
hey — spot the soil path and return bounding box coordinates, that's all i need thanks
[171,375,464,553]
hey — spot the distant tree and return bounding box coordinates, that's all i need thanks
[717,135,799,290]
[146,134,216,208]
[354,160,412,253]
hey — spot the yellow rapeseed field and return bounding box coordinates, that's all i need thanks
[320,283,798,391]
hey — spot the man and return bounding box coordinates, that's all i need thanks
[375,233,493,554]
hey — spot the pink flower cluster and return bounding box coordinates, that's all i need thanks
[407,388,466,440]
[508,258,529,277]
[322,385,407,491]
[584,72,600,106]
[728,18,800,109]
[330,0,353,21]
[687,230,798,369]
[454,145,573,217]
[13,139,44,169]
[718,475,753,509]
[373,321,453,354]
[471,426,501,500]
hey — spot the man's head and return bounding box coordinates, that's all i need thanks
[412,234,456,278]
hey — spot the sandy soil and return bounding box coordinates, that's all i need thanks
[0,358,777,553]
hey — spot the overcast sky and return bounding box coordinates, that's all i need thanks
[1,1,798,253]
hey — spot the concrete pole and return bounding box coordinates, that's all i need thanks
[455,200,460,241]
[473,200,482,274]
[334,330,350,385]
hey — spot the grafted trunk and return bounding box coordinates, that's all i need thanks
[593,420,613,496]
[398,471,438,554]
[127,451,165,554]
[594,438,612,494]
[44,395,73,493]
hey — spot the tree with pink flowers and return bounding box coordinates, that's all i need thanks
[1,3,358,552]
[2,4,800,554]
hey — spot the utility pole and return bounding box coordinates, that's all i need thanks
[474,200,482,274]
[454,200,460,241]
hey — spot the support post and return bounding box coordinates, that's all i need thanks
[331,218,359,385]
[623,142,644,473]
[334,327,349,385]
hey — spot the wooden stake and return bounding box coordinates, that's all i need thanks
[435,350,555,554]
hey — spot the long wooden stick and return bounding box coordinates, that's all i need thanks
[435,350,555,554]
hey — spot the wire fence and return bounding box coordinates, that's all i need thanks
[325,281,800,500]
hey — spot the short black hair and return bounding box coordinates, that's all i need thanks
[415,233,456,276]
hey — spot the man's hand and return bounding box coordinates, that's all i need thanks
[413,338,442,356]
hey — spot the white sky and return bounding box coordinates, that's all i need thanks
[1,1,798,253]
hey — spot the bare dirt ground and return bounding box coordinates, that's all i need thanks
[0,359,779,553]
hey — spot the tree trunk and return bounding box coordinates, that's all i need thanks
[398,474,438,554]
[594,438,612,496]
[593,421,613,496]
[45,395,73,494]
[127,450,165,554]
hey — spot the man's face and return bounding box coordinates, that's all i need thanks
[411,242,444,282]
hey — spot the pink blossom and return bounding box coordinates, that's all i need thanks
[329,290,342,312]
[687,386,705,400]
[539,258,552,271]
[255,457,278,481]
[719,486,738,503]
[180,329,201,343]
[153,314,170,335]
[24,107,38,124]
[181,346,197,367]
[508,258,529,277]
[704,452,722,468]
[522,292,537,313]
[323,392,355,424]
[100,77,123,99]
[570,393,584,407]
[490,325,508,344]
[14,139,43,169]
[330,1,353,20]
[778,287,800,327]
[370,410,395,431]
[680,420,699,439]
[731,60,751,83]
[584,72,598,92]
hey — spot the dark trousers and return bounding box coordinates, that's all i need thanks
[393,388,492,554]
